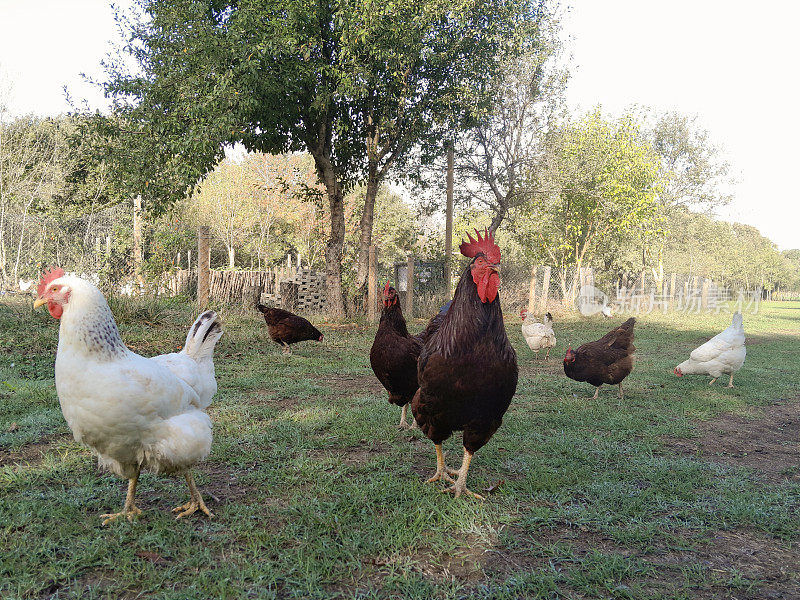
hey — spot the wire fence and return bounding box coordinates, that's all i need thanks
[0,206,129,291]
[0,211,769,318]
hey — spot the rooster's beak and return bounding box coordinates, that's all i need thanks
[489,263,501,274]
[33,298,47,309]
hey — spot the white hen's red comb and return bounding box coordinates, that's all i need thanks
[459,228,501,264]
[37,267,65,297]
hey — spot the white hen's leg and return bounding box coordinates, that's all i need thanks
[545,348,550,360]
[173,470,214,519]
[441,447,484,500]
[101,471,142,525]
[709,377,718,385]
[727,373,734,388]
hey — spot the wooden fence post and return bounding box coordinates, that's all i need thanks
[527,266,538,314]
[539,266,551,313]
[198,226,210,306]
[133,195,144,290]
[405,254,414,319]
[367,245,377,323]
[444,141,454,298]
[701,278,710,310]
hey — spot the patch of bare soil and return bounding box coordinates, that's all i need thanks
[648,529,800,600]
[666,400,800,483]
[311,372,385,395]
[518,357,564,378]
[308,441,391,467]
[425,525,797,599]
[0,434,72,467]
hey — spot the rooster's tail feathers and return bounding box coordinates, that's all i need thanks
[183,311,222,359]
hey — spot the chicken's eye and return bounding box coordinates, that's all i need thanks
[51,286,60,292]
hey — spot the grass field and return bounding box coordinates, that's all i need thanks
[1,295,799,599]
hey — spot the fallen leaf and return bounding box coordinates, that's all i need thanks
[135,551,166,563]
[484,480,504,494]
[7,422,18,432]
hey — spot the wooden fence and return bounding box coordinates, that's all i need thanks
[165,266,326,311]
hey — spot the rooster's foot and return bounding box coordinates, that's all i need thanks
[173,499,214,520]
[100,505,142,526]
[441,482,485,500]
[425,469,456,485]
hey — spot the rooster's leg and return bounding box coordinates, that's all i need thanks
[172,470,214,520]
[398,404,416,429]
[282,342,292,356]
[425,444,456,484]
[727,373,734,388]
[442,447,485,500]
[100,471,142,525]
[618,383,624,400]
[709,377,718,385]
[591,385,601,400]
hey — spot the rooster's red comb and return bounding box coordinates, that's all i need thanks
[459,228,501,264]
[37,267,65,297]
[383,281,393,295]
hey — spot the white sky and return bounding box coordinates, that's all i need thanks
[1,0,798,250]
[562,0,800,250]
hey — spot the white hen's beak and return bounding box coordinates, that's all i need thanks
[33,298,47,309]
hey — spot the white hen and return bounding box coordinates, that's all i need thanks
[520,309,556,359]
[674,312,745,387]
[34,268,223,524]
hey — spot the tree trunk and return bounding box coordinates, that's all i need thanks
[313,154,346,318]
[228,246,235,269]
[354,160,379,304]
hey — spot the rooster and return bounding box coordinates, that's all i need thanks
[563,318,636,399]
[34,268,222,525]
[370,282,422,429]
[256,304,323,355]
[674,312,745,387]
[520,309,556,359]
[411,229,518,499]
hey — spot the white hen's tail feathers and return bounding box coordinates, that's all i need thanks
[183,311,223,360]
[731,311,743,331]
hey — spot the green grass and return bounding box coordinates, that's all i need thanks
[1,296,799,599]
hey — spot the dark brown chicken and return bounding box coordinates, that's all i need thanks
[369,282,422,429]
[256,304,323,355]
[563,318,636,399]
[411,229,518,499]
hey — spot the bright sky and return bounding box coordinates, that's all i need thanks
[563,0,800,250]
[1,0,798,250]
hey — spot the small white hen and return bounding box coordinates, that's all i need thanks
[34,268,223,525]
[674,312,745,387]
[520,308,556,359]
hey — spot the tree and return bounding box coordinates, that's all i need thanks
[648,111,733,210]
[0,113,70,285]
[99,0,543,316]
[187,160,257,269]
[522,109,663,298]
[452,2,567,233]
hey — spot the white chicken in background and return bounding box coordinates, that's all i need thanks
[674,312,746,387]
[34,268,223,525]
[520,308,556,359]
[18,279,36,293]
